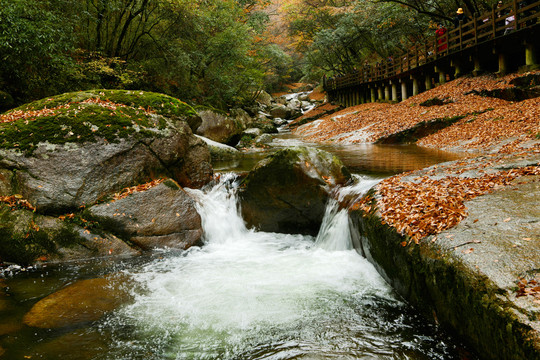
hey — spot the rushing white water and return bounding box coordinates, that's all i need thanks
[104,174,458,359]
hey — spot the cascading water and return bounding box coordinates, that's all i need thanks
[99,174,466,359]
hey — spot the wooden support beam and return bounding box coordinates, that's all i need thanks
[401,80,408,101]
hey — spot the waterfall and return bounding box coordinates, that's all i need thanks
[105,173,461,360]
[315,175,381,251]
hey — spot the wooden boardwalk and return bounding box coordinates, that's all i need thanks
[324,1,540,105]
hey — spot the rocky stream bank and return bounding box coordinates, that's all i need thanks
[292,72,540,359]
[0,76,538,359]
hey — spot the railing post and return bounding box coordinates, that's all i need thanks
[513,0,519,30]
[459,22,463,50]
[492,7,496,38]
[474,14,478,45]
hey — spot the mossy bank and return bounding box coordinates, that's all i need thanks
[0,90,212,264]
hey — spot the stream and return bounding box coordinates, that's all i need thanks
[0,127,474,359]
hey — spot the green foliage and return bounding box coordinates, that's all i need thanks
[0,0,290,110]
[0,0,78,103]
[292,1,433,77]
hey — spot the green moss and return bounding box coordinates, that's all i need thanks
[163,179,180,190]
[0,205,97,264]
[10,89,197,119]
[0,205,55,264]
[0,101,162,154]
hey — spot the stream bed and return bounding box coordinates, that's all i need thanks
[0,134,475,359]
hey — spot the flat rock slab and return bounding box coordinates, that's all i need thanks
[352,149,540,360]
[23,274,132,329]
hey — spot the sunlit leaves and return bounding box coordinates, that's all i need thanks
[0,195,36,211]
[111,178,165,201]
[374,165,539,243]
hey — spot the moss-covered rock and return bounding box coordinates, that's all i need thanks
[0,89,199,154]
[239,146,352,235]
[0,204,138,264]
[12,89,197,119]
[0,90,212,213]
[0,204,54,264]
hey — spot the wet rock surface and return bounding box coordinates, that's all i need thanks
[87,180,203,250]
[351,150,540,360]
[23,274,133,329]
[240,146,352,235]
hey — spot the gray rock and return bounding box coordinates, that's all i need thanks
[196,108,252,145]
[298,94,310,102]
[275,96,288,105]
[230,108,254,129]
[287,99,302,111]
[301,101,314,110]
[87,180,202,250]
[255,90,273,107]
[269,105,290,119]
[0,119,212,214]
[273,118,287,126]
[196,135,239,160]
[243,128,263,137]
[0,169,12,197]
[255,134,273,144]
[240,146,352,235]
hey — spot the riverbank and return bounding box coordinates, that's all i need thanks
[294,71,539,153]
[293,71,540,359]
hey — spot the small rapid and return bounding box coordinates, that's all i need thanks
[99,174,464,359]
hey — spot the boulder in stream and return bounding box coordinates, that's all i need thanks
[23,274,133,329]
[196,108,253,145]
[0,90,212,214]
[239,146,352,235]
[87,180,203,250]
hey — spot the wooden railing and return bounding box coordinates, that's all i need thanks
[325,0,540,91]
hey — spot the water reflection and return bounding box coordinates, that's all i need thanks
[213,133,464,176]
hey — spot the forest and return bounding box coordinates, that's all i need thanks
[0,0,504,110]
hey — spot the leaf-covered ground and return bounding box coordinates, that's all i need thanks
[297,72,540,248]
[295,71,540,153]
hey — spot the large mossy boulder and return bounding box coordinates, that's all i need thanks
[87,180,203,250]
[23,274,133,329]
[239,146,352,235]
[0,90,212,214]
